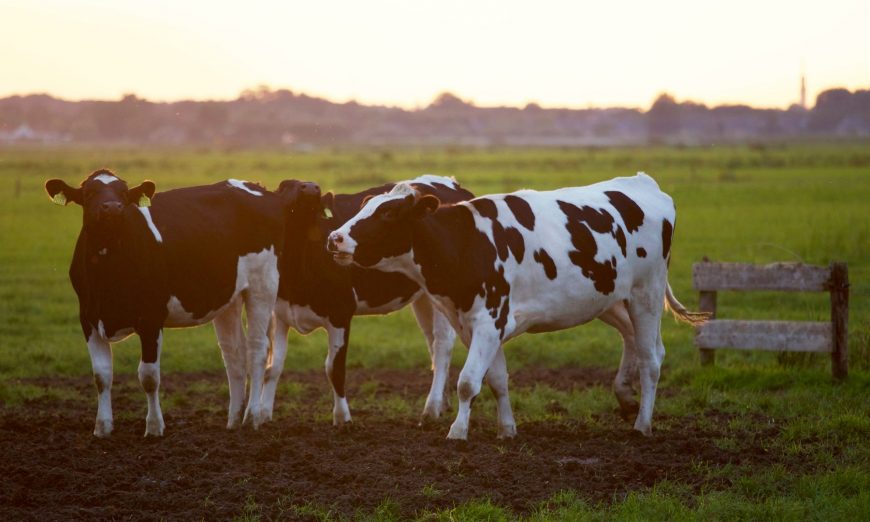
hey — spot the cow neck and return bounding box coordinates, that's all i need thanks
[282,211,326,278]
[408,204,479,296]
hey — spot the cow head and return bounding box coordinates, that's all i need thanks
[275,179,323,220]
[326,183,439,267]
[45,169,156,243]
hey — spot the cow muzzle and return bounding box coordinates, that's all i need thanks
[326,231,354,266]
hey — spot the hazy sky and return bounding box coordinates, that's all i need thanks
[2,0,868,109]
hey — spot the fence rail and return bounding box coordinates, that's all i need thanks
[692,260,848,379]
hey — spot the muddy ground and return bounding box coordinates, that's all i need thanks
[1,368,792,520]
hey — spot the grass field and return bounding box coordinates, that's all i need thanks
[1,144,869,519]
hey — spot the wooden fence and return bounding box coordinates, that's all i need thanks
[692,259,849,380]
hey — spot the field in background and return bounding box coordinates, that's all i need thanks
[1,144,868,519]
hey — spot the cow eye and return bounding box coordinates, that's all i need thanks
[381,208,397,221]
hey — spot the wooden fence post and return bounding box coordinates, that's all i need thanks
[698,257,717,366]
[830,262,849,380]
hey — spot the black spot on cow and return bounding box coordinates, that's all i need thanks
[614,226,627,257]
[490,220,510,261]
[557,200,618,295]
[605,191,645,233]
[504,195,535,231]
[491,221,526,263]
[504,227,525,263]
[471,198,498,220]
[533,249,557,280]
[636,247,647,258]
[494,299,510,337]
[662,219,673,260]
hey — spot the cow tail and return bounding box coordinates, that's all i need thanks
[663,282,711,325]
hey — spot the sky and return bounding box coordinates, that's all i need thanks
[2,0,868,109]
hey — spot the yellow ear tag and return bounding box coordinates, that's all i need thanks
[51,192,67,206]
[138,194,152,208]
[322,207,333,219]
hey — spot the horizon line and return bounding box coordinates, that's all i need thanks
[1,85,855,112]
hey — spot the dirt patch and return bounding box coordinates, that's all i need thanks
[1,368,787,520]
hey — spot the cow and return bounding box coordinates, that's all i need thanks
[45,170,294,437]
[326,172,708,439]
[261,175,474,425]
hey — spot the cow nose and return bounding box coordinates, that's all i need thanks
[101,201,123,214]
[327,232,343,251]
[301,182,320,197]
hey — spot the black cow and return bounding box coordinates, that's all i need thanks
[262,175,474,425]
[45,170,294,437]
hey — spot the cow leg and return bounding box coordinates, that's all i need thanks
[138,328,165,437]
[448,328,500,440]
[627,284,666,437]
[214,297,246,429]
[485,346,517,438]
[87,330,113,438]
[597,302,640,421]
[412,297,456,420]
[261,313,290,422]
[325,325,352,426]
[241,293,275,430]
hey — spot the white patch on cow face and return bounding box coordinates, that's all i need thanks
[93,173,120,185]
[227,179,263,196]
[137,207,163,243]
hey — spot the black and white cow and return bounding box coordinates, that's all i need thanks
[45,170,291,437]
[262,175,474,425]
[327,173,708,439]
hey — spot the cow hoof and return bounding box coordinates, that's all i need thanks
[497,424,517,439]
[619,402,640,422]
[420,403,443,421]
[335,420,354,433]
[633,425,653,437]
[243,407,264,429]
[93,419,113,438]
[446,424,468,440]
[144,426,164,437]
[227,412,244,429]
[332,412,352,426]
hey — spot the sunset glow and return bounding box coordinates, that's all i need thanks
[2,0,868,108]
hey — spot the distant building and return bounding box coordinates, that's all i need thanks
[0,123,69,144]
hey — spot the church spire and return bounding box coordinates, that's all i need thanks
[799,63,807,109]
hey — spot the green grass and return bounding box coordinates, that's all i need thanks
[1,144,869,519]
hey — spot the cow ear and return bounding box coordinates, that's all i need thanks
[412,195,440,217]
[321,192,334,219]
[128,180,156,207]
[45,179,82,206]
[360,194,375,209]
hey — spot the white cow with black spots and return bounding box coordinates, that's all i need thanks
[327,173,708,439]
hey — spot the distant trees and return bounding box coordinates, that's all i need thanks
[1,87,869,146]
[647,93,681,139]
